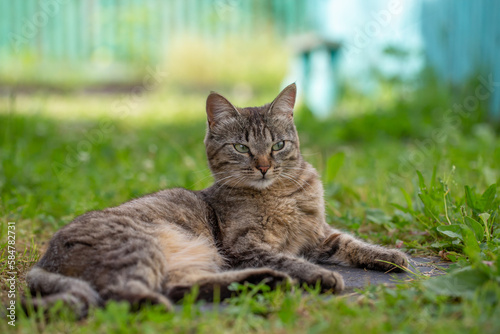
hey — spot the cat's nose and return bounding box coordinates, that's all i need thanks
[257,165,270,175]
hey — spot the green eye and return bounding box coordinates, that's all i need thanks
[272,141,285,151]
[234,144,250,153]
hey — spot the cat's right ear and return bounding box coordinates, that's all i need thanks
[206,92,240,129]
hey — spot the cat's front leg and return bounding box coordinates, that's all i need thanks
[228,245,344,293]
[310,230,409,272]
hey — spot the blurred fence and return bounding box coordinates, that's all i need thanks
[0,0,318,64]
[1,0,499,119]
[421,0,500,119]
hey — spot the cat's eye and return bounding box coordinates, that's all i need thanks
[234,144,250,153]
[272,141,285,151]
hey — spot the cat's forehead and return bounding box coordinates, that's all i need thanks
[211,110,290,149]
[238,105,270,116]
[237,107,292,138]
[238,107,267,126]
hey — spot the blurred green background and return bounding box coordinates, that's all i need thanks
[0,0,499,240]
[0,0,499,248]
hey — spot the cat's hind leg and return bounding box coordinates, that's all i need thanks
[158,226,292,302]
[99,276,174,311]
[165,268,292,302]
[24,266,102,319]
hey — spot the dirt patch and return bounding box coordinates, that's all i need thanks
[322,257,449,293]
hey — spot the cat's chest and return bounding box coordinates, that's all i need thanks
[226,192,326,254]
[260,196,325,253]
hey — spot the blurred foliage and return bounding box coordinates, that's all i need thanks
[0,33,288,96]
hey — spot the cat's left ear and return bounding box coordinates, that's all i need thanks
[206,92,240,129]
[269,83,296,119]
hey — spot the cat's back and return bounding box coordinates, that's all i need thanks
[61,188,216,235]
[37,188,220,275]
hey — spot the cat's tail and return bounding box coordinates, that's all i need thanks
[23,266,102,319]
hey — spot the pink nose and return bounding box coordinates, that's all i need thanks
[257,165,270,175]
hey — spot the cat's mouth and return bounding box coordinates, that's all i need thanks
[250,176,275,190]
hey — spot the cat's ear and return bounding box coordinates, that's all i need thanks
[206,92,240,129]
[269,83,296,118]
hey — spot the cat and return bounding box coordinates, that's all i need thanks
[26,83,408,318]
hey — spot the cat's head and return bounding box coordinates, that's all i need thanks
[204,83,303,190]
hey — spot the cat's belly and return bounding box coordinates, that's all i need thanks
[156,225,225,284]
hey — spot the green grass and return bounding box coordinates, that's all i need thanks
[1,73,500,333]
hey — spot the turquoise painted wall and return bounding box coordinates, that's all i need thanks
[0,0,316,64]
[1,0,499,118]
[310,0,499,119]
[421,0,500,119]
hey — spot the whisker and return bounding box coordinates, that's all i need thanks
[225,175,247,198]
[282,171,312,189]
[214,174,238,189]
[283,166,309,171]
[279,173,306,192]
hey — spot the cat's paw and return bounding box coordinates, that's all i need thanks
[371,249,409,272]
[304,269,344,293]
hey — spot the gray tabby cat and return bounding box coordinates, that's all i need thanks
[26,83,408,318]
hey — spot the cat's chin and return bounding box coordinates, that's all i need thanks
[249,178,275,190]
